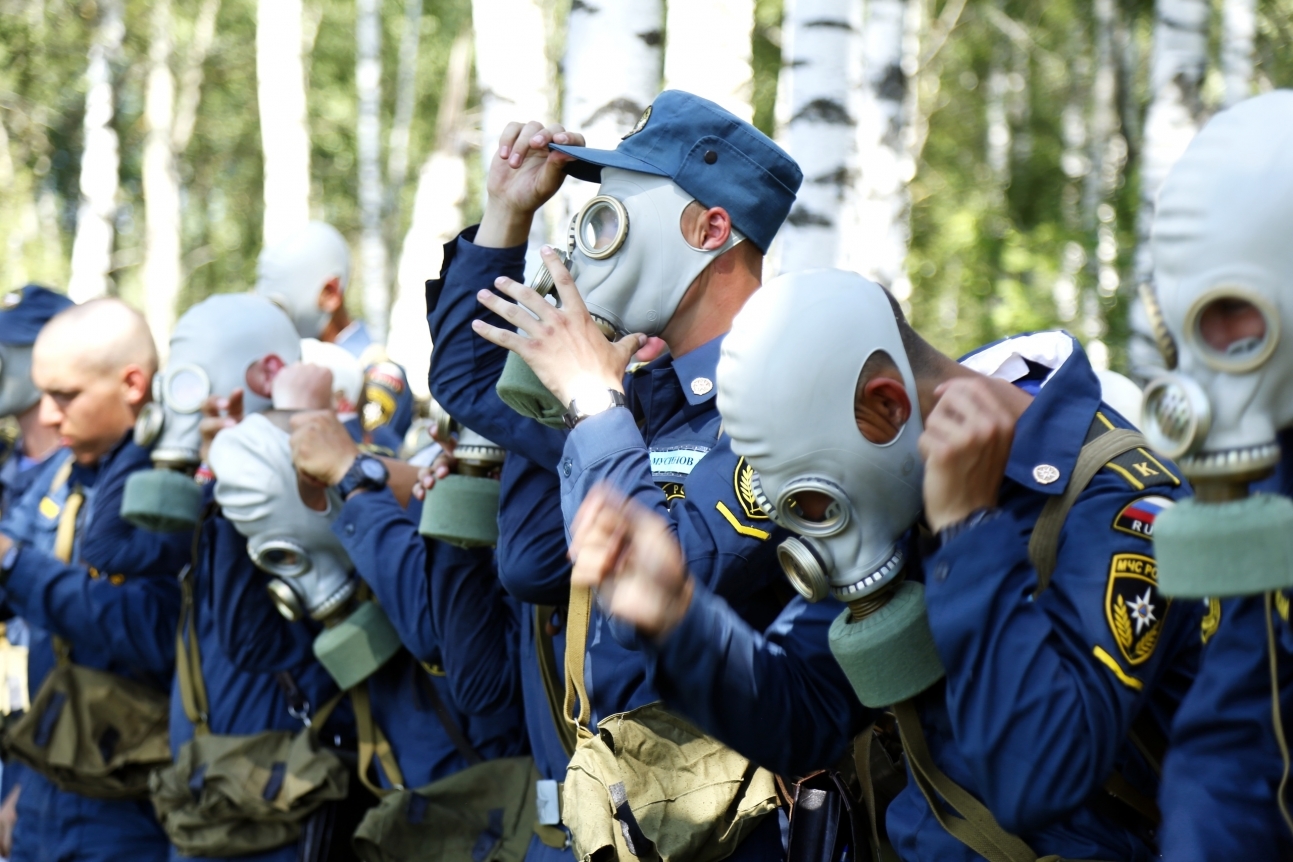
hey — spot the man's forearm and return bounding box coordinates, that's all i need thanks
[475,201,536,249]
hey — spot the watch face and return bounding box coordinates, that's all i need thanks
[360,457,387,482]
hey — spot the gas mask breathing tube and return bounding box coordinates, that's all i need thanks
[717,270,944,708]
[122,295,302,533]
[495,168,744,426]
[1139,92,1293,600]
[209,413,400,691]
[417,400,507,548]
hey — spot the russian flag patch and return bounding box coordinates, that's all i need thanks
[1113,495,1174,540]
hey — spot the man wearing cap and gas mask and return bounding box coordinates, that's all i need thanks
[0,298,189,862]
[133,294,356,862]
[570,270,1204,862]
[254,221,416,447]
[1131,91,1293,861]
[426,91,810,861]
[204,368,533,859]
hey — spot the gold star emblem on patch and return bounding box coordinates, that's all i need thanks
[1106,553,1171,666]
[622,104,652,140]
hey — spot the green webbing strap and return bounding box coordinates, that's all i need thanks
[352,682,406,797]
[562,586,595,744]
[50,479,83,668]
[536,604,577,758]
[1267,592,1293,838]
[1028,428,1147,595]
[176,503,219,734]
[852,725,885,862]
[893,701,1042,862]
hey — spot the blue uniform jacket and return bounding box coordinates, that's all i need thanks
[169,491,345,862]
[1157,430,1293,861]
[887,338,1201,862]
[0,436,187,862]
[332,487,528,787]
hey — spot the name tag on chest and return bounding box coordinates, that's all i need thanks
[650,446,709,479]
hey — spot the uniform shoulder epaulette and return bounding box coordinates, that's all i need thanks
[1084,412,1180,491]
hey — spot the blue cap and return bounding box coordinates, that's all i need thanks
[551,90,802,252]
[0,285,74,345]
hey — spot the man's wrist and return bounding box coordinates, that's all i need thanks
[936,507,1001,548]
[653,576,695,642]
[476,202,536,249]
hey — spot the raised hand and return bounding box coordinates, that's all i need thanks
[476,122,586,248]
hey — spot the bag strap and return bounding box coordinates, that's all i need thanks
[562,585,595,743]
[535,604,578,757]
[1027,427,1147,595]
[418,665,484,767]
[893,700,1040,862]
[50,481,84,666]
[351,682,406,796]
[176,502,219,735]
[1267,592,1293,837]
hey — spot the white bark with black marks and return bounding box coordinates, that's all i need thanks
[559,0,663,239]
[1220,0,1255,108]
[357,0,388,342]
[664,0,755,121]
[774,0,862,274]
[257,0,310,247]
[68,0,124,302]
[143,0,181,354]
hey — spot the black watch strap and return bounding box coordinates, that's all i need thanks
[336,454,389,498]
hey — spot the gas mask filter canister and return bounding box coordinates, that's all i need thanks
[418,424,506,548]
[718,269,944,707]
[1140,91,1293,599]
[210,414,400,691]
[122,295,302,533]
[495,167,743,424]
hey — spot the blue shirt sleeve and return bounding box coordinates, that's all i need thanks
[425,227,566,470]
[335,487,522,718]
[922,478,1202,833]
[645,585,875,776]
[495,454,571,606]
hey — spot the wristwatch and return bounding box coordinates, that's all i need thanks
[563,389,627,430]
[336,454,390,498]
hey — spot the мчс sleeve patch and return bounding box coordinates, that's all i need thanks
[1105,553,1172,667]
[1112,495,1175,540]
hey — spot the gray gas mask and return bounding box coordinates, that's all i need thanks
[210,413,400,690]
[718,269,944,708]
[418,404,506,548]
[0,344,40,418]
[122,295,301,533]
[1140,92,1293,599]
[254,222,351,339]
[495,168,744,425]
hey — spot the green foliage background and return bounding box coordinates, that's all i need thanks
[0,0,1291,364]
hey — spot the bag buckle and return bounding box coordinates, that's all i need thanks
[536,779,561,826]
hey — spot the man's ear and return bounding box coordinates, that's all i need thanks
[246,353,287,398]
[122,365,150,408]
[682,205,733,251]
[856,375,912,444]
[319,276,344,313]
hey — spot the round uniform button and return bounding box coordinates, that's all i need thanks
[562,458,573,478]
[344,523,356,536]
[704,150,718,164]
[1033,464,1061,484]
[934,562,949,582]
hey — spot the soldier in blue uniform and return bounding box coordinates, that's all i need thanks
[1131,92,1293,861]
[0,299,187,862]
[569,275,1202,861]
[426,90,870,860]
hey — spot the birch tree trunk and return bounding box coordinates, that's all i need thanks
[172,0,222,154]
[1130,0,1208,382]
[559,0,663,235]
[388,33,473,400]
[257,0,310,248]
[1220,0,1255,108]
[773,0,863,274]
[356,0,388,343]
[473,0,552,254]
[839,0,914,298]
[664,0,755,121]
[386,0,423,214]
[143,0,181,354]
[67,0,124,302]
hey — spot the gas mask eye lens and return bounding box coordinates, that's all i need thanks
[1187,290,1280,373]
[1143,374,1212,460]
[776,480,851,537]
[575,197,628,260]
[165,365,212,414]
[251,540,313,578]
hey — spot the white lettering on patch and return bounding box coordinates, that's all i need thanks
[649,447,709,478]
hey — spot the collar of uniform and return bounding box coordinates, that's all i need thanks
[671,335,725,407]
[70,430,132,489]
[965,332,1100,496]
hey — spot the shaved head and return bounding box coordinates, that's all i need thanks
[35,298,157,379]
[33,298,156,464]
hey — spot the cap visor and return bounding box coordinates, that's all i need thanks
[550,144,670,183]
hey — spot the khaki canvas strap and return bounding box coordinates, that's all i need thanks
[1267,592,1293,837]
[352,682,406,796]
[562,585,595,743]
[536,604,577,758]
[176,575,211,734]
[50,483,84,666]
[852,726,885,862]
[1027,429,1147,595]
[893,701,1041,862]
